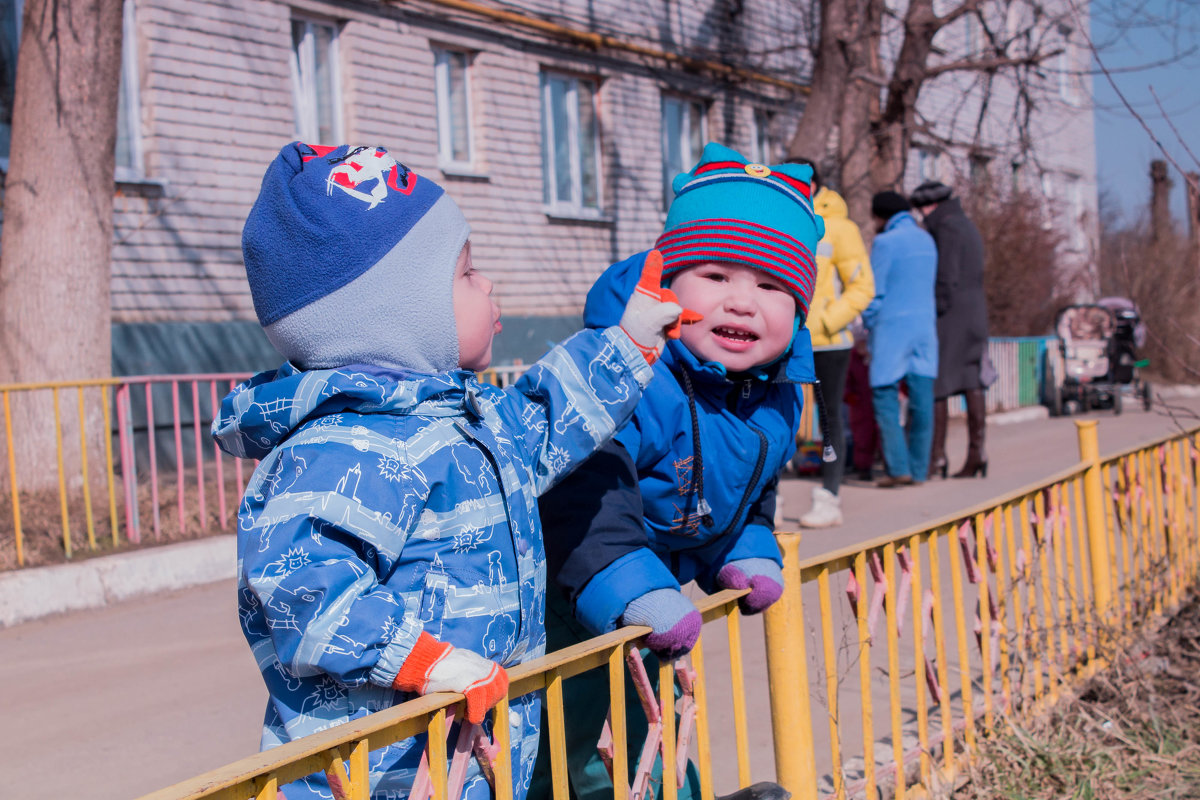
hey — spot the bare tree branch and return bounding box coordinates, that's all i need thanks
[924,48,1063,78]
[1150,86,1200,172]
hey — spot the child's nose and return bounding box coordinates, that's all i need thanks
[724,289,756,314]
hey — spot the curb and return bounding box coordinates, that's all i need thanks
[0,535,236,628]
[989,405,1049,426]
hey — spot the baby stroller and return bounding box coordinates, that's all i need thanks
[1043,297,1152,416]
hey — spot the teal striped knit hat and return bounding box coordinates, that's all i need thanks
[655,142,824,317]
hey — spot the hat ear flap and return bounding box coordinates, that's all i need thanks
[814,214,826,241]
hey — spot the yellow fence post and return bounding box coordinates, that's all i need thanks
[763,531,817,800]
[1076,421,1114,624]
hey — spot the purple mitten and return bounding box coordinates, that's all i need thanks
[717,558,784,615]
[621,588,702,659]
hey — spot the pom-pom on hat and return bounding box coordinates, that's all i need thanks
[909,180,953,207]
[871,190,911,220]
[242,142,470,373]
[654,142,825,318]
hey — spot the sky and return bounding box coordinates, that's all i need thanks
[1090,0,1200,225]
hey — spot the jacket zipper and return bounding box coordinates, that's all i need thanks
[723,426,768,537]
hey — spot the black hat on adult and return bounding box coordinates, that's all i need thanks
[909,180,953,208]
[871,190,910,221]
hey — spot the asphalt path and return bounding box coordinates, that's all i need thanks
[3,396,1197,799]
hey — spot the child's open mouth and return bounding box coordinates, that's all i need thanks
[713,326,759,344]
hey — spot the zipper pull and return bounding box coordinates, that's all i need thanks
[741,380,752,399]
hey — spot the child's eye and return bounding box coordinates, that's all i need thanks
[702,272,727,282]
[759,283,785,292]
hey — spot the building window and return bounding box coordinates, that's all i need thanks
[0,0,144,177]
[290,17,342,144]
[115,0,143,180]
[750,109,774,164]
[917,147,942,182]
[1057,46,1079,105]
[968,154,991,188]
[661,96,706,210]
[540,71,601,213]
[434,49,474,170]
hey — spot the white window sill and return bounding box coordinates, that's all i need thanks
[115,173,169,198]
[543,207,613,225]
[439,163,490,181]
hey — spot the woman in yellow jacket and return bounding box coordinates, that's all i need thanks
[788,160,876,528]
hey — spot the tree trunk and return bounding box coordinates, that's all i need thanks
[0,0,123,491]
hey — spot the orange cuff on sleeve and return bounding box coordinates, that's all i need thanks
[393,631,453,693]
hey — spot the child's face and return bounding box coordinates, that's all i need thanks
[453,242,501,371]
[670,261,797,373]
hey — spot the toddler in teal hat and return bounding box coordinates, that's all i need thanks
[533,143,826,800]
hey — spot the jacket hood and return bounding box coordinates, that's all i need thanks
[212,363,479,460]
[814,187,848,221]
[584,251,816,384]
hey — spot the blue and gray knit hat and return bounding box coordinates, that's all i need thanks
[242,142,471,373]
[655,142,824,318]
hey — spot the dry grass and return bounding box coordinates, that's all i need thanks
[956,588,1200,799]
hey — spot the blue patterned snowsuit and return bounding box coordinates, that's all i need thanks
[212,328,652,800]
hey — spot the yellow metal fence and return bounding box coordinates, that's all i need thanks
[130,419,1200,800]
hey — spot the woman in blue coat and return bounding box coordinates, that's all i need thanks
[861,191,939,485]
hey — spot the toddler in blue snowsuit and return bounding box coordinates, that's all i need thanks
[534,143,826,800]
[212,142,688,800]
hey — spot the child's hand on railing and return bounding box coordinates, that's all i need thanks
[394,632,509,724]
[619,249,703,365]
[717,558,784,615]
[621,587,702,659]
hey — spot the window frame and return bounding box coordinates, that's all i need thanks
[290,16,344,145]
[433,47,476,172]
[750,108,775,165]
[114,0,145,182]
[539,70,603,216]
[660,94,708,211]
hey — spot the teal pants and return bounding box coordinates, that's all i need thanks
[528,589,700,800]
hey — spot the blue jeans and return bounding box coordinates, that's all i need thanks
[872,374,934,481]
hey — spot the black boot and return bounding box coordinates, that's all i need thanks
[952,388,988,478]
[930,398,949,479]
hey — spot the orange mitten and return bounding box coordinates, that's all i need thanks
[619,250,703,364]
[394,632,510,724]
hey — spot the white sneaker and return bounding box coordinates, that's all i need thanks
[800,487,843,528]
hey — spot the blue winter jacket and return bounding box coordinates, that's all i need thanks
[862,212,939,388]
[211,328,652,800]
[546,251,816,636]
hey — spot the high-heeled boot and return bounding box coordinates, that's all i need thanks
[930,398,949,479]
[952,388,988,478]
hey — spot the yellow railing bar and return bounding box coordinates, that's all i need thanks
[77,387,97,550]
[1050,485,1070,671]
[546,668,568,800]
[815,566,843,799]
[927,530,954,777]
[991,506,1012,713]
[1020,494,1045,701]
[883,541,905,799]
[763,531,818,800]
[1033,491,1057,698]
[1059,481,1083,666]
[945,519,975,752]
[52,387,71,558]
[1078,420,1115,627]
[3,390,23,567]
[659,656,678,800]
[1002,502,1025,704]
[429,709,448,800]
[726,604,751,788]
[493,694,513,800]
[102,384,119,548]
[853,550,875,799]
[974,511,993,729]
[908,532,930,789]
[689,633,711,800]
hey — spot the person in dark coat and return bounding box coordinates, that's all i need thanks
[909,180,990,478]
